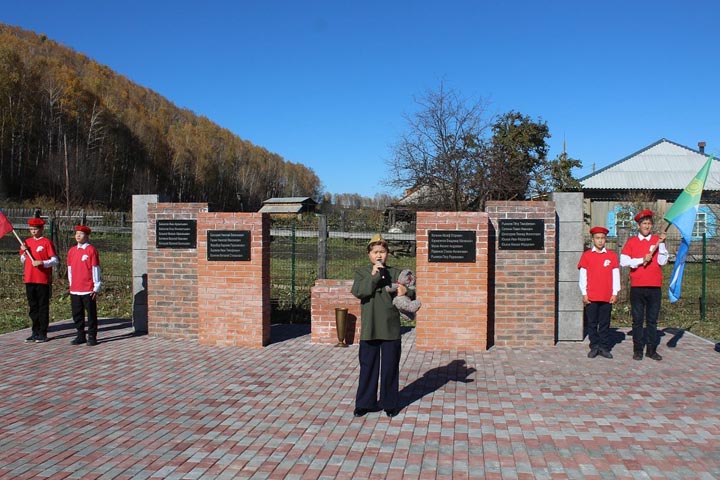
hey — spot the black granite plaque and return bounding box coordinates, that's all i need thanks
[499,219,544,250]
[207,230,251,261]
[156,219,197,248]
[428,230,476,263]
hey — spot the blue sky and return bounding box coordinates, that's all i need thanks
[2,1,719,198]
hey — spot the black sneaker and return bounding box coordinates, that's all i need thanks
[25,334,36,343]
[87,338,98,346]
[34,336,49,343]
[587,347,599,359]
[70,337,87,345]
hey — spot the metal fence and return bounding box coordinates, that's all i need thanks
[0,211,132,327]
[0,216,131,288]
[268,215,417,322]
[4,208,718,328]
[0,210,416,324]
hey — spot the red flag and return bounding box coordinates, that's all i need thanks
[0,211,13,238]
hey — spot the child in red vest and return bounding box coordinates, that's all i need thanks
[20,217,59,343]
[578,226,620,359]
[67,225,102,346]
[620,210,668,361]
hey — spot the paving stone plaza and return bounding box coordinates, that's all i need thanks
[1,319,718,479]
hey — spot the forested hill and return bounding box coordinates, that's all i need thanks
[0,24,321,211]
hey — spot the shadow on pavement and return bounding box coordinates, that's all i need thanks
[47,318,140,343]
[271,324,311,343]
[399,359,476,409]
[662,327,685,348]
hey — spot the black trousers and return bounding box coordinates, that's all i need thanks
[26,283,50,337]
[71,294,98,339]
[356,339,401,410]
[585,301,612,350]
[630,286,661,349]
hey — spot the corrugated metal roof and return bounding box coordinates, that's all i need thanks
[262,197,316,204]
[580,139,720,190]
[258,205,303,214]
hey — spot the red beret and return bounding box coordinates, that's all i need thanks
[589,226,609,235]
[74,225,91,234]
[634,210,654,223]
[28,218,45,227]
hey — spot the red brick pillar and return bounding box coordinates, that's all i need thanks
[415,212,490,351]
[197,212,270,347]
[310,280,361,344]
[147,203,207,339]
[486,201,556,347]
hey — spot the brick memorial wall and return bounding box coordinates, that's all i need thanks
[486,201,556,347]
[147,203,270,347]
[415,212,491,351]
[311,206,558,350]
[144,200,560,350]
[147,203,206,340]
[197,212,270,347]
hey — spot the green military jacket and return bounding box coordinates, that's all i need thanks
[351,263,407,341]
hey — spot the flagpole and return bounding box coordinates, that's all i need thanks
[12,229,36,261]
[643,221,670,266]
[0,211,36,261]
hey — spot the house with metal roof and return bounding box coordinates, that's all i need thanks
[580,138,719,238]
[258,197,317,216]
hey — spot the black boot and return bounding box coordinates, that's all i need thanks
[633,344,643,361]
[646,346,662,361]
[70,331,87,345]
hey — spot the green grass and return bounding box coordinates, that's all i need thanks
[0,250,133,334]
[612,262,720,342]
[269,237,416,323]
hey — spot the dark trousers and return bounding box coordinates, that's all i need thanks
[356,339,401,410]
[26,283,50,337]
[585,301,612,350]
[71,294,98,340]
[630,286,661,349]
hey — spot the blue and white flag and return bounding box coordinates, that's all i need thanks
[664,155,714,302]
